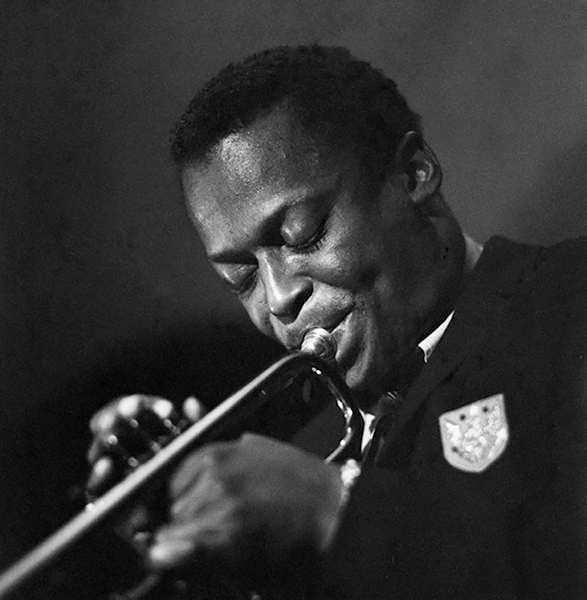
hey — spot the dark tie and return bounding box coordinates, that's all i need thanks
[363,347,426,462]
[391,345,427,394]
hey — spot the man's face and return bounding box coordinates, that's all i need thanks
[183,107,462,401]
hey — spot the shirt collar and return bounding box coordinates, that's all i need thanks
[360,310,454,434]
[418,311,454,363]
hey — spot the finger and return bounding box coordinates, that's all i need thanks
[87,434,105,465]
[85,455,118,499]
[149,538,196,570]
[90,396,180,464]
[89,402,119,436]
[131,408,179,444]
[87,421,136,466]
[119,395,182,440]
[182,396,206,423]
[149,397,186,438]
[101,418,158,463]
[148,522,210,570]
[169,442,234,499]
[150,397,176,421]
[116,394,144,419]
[113,503,154,545]
[119,394,178,426]
[91,394,178,434]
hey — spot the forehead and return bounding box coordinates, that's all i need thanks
[214,108,324,185]
[182,107,351,252]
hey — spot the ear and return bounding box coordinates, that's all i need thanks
[394,131,442,205]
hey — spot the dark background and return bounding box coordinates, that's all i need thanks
[1,0,587,595]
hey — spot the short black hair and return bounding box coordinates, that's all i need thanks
[170,45,421,183]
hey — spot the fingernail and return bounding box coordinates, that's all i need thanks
[149,540,191,569]
[118,395,142,418]
[183,397,204,422]
[86,455,115,495]
[152,399,175,420]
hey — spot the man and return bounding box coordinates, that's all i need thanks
[88,45,587,598]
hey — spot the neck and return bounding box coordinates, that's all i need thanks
[418,228,480,346]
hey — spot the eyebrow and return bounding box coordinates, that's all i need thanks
[206,184,338,263]
[206,208,285,263]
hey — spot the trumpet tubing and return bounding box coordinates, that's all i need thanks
[0,329,361,599]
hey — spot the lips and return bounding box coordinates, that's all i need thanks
[329,312,353,363]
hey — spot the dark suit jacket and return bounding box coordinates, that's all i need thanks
[321,237,587,599]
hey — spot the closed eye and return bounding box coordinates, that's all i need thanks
[232,268,258,297]
[285,216,328,254]
[217,263,258,298]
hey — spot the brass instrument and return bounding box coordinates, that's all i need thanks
[0,328,362,599]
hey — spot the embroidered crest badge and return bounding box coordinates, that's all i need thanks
[438,393,508,473]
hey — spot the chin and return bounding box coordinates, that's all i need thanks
[342,351,385,402]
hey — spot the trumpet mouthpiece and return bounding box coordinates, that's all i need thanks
[300,328,337,362]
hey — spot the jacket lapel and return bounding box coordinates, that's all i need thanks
[374,237,542,465]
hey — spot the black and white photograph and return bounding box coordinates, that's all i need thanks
[1,1,587,598]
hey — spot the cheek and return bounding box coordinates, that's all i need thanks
[330,250,380,293]
[326,211,391,290]
[314,238,377,291]
[242,294,274,339]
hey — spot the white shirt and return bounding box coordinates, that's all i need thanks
[360,311,455,452]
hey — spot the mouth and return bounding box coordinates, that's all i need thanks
[329,312,353,365]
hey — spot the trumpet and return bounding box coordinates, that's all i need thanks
[0,328,362,599]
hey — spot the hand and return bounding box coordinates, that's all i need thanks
[148,433,344,587]
[86,394,204,499]
[85,394,205,555]
[85,397,346,592]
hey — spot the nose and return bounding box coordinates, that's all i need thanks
[258,252,312,322]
